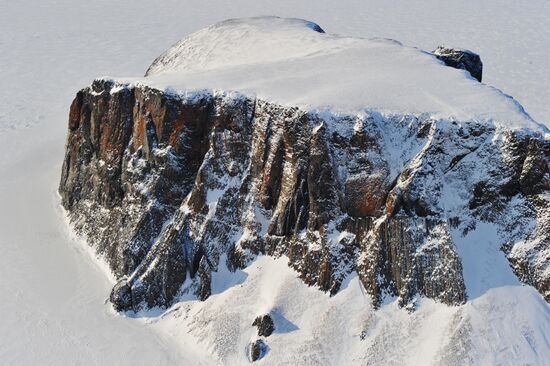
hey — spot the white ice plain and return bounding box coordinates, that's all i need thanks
[1,1,550,365]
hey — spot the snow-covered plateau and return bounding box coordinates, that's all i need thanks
[2,1,550,366]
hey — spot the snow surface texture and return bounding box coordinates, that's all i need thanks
[2,0,550,365]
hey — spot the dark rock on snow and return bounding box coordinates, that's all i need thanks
[248,339,268,362]
[253,314,275,337]
[433,46,483,82]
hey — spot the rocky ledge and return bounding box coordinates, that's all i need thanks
[59,18,550,312]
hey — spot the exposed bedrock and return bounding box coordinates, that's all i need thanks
[253,314,275,337]
[433,46,483,82]
[60,79,550,311]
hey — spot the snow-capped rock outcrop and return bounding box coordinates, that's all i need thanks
[433,46,483,82]
[59,17,550,313]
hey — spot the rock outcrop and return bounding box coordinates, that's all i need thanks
[247,339,268,362]
[433,46,483,82]
[59,77,550,312]
[253,314,275,337]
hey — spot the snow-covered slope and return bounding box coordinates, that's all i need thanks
[151,256,550,365]
[141,17,546,132]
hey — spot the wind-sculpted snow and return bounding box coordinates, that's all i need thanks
[141,17,548,134]
[145,17,326,77]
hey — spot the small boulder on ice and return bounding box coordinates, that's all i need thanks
[302,20,325,33]
[433,46,483,82]
[248,339,268,362]
[252,314,275,337]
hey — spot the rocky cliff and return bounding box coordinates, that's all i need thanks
[59,75,550,312]
[59,18,550,314]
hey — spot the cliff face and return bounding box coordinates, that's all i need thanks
[59,78,550,312]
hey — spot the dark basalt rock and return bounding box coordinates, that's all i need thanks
[433,46,483,82]
[248,339,268,362]
[252,314,275,337]
[60,78,550,311]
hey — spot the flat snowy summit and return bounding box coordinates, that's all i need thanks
[123,16,547,133]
